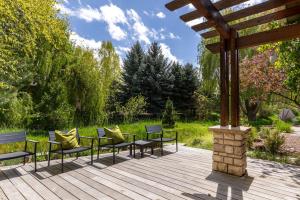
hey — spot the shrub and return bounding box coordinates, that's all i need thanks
[116,95,147,123]
[247,127,259,149]
[162,99,176,128]
[264,128,285,155]
[275,120,292,133]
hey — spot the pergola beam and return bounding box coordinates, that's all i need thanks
[180,0,248,22]
[189,0,230,38]
[192,0,298,32]
[206,23,300,53]
[165,0,190,11]
[202,5,300,39]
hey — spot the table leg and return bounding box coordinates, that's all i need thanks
[129,145,132,156]
[141,146,144,158]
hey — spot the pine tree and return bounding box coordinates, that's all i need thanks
[141,42,171,114]
[121,42,145,102]
[162,99,176,128]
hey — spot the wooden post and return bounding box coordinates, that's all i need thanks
[220,38,229,126]
[230,29,240,127]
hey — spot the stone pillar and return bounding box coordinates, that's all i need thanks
[209,125,251,176]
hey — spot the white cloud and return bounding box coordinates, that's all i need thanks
[159,43,178,62]
[70,32,102,50]
[107,23,127,41]
[127,9,151,44]
[78,6,101,22]
[116,46,130,57]
[169,32,180,39]
[156,12,166,19]
[187,4,194,10]
[186,18,204,27]
[99,3,128,41]
[143,10,149,16]
[55,4,75,16]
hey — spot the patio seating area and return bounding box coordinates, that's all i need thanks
[0,145,299,200]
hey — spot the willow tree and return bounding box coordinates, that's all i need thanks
[0,0,71,128]
[97,41,121,123]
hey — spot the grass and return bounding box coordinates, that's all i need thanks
[0,120,217,165]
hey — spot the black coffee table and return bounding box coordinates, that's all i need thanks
[134,140,155,158]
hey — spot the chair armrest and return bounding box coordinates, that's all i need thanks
[99,137,113,140]
[26,139,39,143]
[98,137,113,145]
[79,136,94,140]
[48,140,61,145]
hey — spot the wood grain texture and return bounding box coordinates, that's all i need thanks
[206,23,300,53]
[1,145,300,200]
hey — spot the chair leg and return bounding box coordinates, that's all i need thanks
[176,139,178,152]
[34,154,37,172]
[113,146,116,164]
[76,152,79,159]
[161,142,163,156]
[91,148,93,165]
[117,148,120,154]
[151,146,154,155]
[129,145,132,156]
[23,156,26,165]
[48,152,51,166]
[97,145,100,160]
[141,146,144,158]
[61,154,64,173]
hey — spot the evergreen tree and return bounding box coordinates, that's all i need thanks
[121,42,145,102]
[141,42,171,114]
[162,99,176,128]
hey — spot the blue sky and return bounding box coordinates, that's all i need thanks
[56,0,204,65]
[56,0,262,65]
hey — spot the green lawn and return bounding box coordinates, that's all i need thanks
[0,120,217,165]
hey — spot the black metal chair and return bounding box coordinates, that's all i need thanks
[96,128,135,164]
[0,131,39,172]
[145,125,178,155]
[48,128,94,172]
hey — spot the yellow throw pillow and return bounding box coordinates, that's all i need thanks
[55,128,80,150]
[104,125,125,145]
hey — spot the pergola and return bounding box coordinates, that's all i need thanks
[165,0,300,176]
[165,0,300,127]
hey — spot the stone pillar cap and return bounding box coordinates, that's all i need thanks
[209,125,251,134]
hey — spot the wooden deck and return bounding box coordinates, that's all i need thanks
[0,145,300,200]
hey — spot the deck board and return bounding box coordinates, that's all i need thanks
[0,145,300,200]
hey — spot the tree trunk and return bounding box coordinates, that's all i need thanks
[243,99,261,122]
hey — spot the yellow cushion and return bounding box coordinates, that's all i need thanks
[55,128,80,150]
[104,126,125,145]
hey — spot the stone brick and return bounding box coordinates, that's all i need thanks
[224,157,233,164]
[213,162,218,171]
[225,146,234,154]
[219,152,229,157]
[213,132,223,139]
[217,163,227,173]
[235,133,244,140]
[214,144,225,152]
[232,140,243,146]
[214,138,223,144]
[234,158,246,166]
[224,132,234,140]
[228,165,245,176]
[213,152,219,155]
[223,140,234,145]
[234,146,245,156]
[213,155,223,162]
